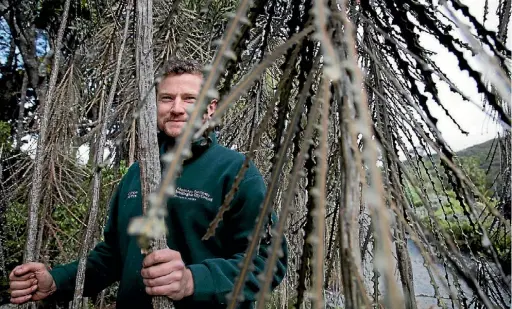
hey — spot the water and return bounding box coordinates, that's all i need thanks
[407,239,510,309]
[408,238,465,308]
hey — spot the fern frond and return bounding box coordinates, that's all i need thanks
[312,0,341,81]
[309,77,330,309]
[194,24,315,140]
[255,55,321,309]
[203,30,312,239]
[442,1,511,119]
[226,40,318,309]
[338,1,404,307]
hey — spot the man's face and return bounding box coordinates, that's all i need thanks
[157,73,217,138]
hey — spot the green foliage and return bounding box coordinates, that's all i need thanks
[50,201,89,264]
[410,156,510,264]
[458,156,491,196]
[433,138,501,190]
[434,200,481,249]
[433,198,510,262]
[3,201,27,267]
[1,201,27,303]
[1,160,129,304]
[404,184,422,208]
[456,139,502,183]
[491,226,511,260]
[0,121,12,150]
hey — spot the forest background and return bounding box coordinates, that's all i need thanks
[0,0,510,308]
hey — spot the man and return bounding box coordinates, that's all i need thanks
[8,58,288,308]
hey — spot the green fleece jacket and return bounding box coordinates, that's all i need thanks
[48,133,288,308]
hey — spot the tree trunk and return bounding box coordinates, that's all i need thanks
[70,2,132,308]
[135,0,174,307]
[87,104,101,167]
[0,146,7,280]
[129,119,137,166]
[99,289,106,309]
[15,73,28,151]
[22,0,71,265]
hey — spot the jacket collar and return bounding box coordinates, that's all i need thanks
[158,130,217,165]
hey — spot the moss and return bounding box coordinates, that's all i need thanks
[424,198,510,264]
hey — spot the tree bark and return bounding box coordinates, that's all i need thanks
[87,103,101,167]
[14,73,28,151]
[135,0,174,307]
[70,2,132,308]
[22,0,71,266]
[129,119,137,166]
[0,146,7,280]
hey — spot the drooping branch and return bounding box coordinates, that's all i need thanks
[70,1,132,308]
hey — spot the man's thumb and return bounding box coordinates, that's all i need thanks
[15,262,43,275]
[14,266,25,276]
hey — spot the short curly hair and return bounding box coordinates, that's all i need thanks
[160,57,203,77]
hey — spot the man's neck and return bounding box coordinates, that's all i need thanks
[159,131,215,157]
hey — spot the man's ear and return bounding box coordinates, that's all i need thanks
[207,99,218,117]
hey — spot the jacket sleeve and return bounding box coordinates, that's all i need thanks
[186,166,288,305]
[48,182,123,301]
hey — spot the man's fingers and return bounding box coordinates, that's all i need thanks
[10,279,37,290]
[167,292,184,301]
[142,249,181,267]
[167,282,185,300]
[143,270,183,287]
[10,294,32,304]
[32,292,48,301]
[9,266,26,280]
[9,272,35,281]
[145,285,164,296]
[167,281,181,293]
[10,284,37,298]
[145,282,180,296]
[141,260,185,279]
[10,263,44,279]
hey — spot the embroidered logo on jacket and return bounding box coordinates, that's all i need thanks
[127,191,138,199]
[175,187,213,202]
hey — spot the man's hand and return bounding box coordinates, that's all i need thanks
[141,248,194,300]
[9,262,56,304]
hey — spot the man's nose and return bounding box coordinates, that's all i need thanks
[170,98,186,114]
